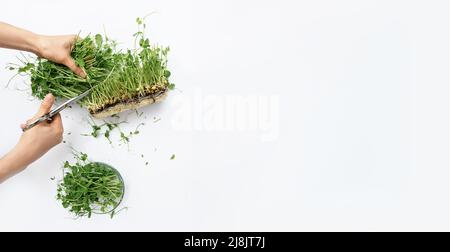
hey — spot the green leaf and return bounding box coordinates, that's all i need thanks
[80,153,88,161]
[139,38,150,48]
[18,63,34,73]
[95,34,103,48]
[64,161,70,168]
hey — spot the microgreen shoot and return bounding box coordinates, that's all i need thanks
[82,116,147,148]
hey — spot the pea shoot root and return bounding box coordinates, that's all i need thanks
[90,86,168,119]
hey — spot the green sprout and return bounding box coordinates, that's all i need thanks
[82,118,145,147]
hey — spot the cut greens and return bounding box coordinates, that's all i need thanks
[82,116,145,147]
[56,152,125,218]
[10,17,174,118]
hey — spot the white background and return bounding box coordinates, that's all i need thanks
[1,0,450,231]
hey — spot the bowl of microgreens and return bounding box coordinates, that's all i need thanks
[56,152,125,218]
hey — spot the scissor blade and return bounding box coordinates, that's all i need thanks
[70,89,91,103]
[49,89,91,117]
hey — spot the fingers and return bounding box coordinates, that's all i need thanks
[69,35,79,51]
[20,118,33,130]
[21,94,54,130]
[51,113,63,131]
[64,57,87,78]
[51,114,64,143]
[22,99,64,133]
[36,93,55,117]
[67,35,86,78]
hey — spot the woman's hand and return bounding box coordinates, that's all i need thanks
[0,94,63,183]
[35,35,86,78]
[19,93,64,158]
[0,22,86,78]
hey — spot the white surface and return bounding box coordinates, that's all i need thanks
[1,0,450,231]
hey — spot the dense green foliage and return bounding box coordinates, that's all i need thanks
[56,152,124,218]
[12,17,174,114]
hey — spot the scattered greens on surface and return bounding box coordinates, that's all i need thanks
[82,116,145,146]
[56,152,124,218]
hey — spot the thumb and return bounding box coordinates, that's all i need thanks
[64,57,87,78]
[36,93,55,117]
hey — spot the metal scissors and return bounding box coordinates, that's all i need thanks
[22,89,91,132]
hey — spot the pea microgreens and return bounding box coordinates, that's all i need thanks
[9,17,175,116]
[56,152,125,218]
[83,117,145,147]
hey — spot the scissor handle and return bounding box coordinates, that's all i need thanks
[22,114,53,132]
[21,89,90,132]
